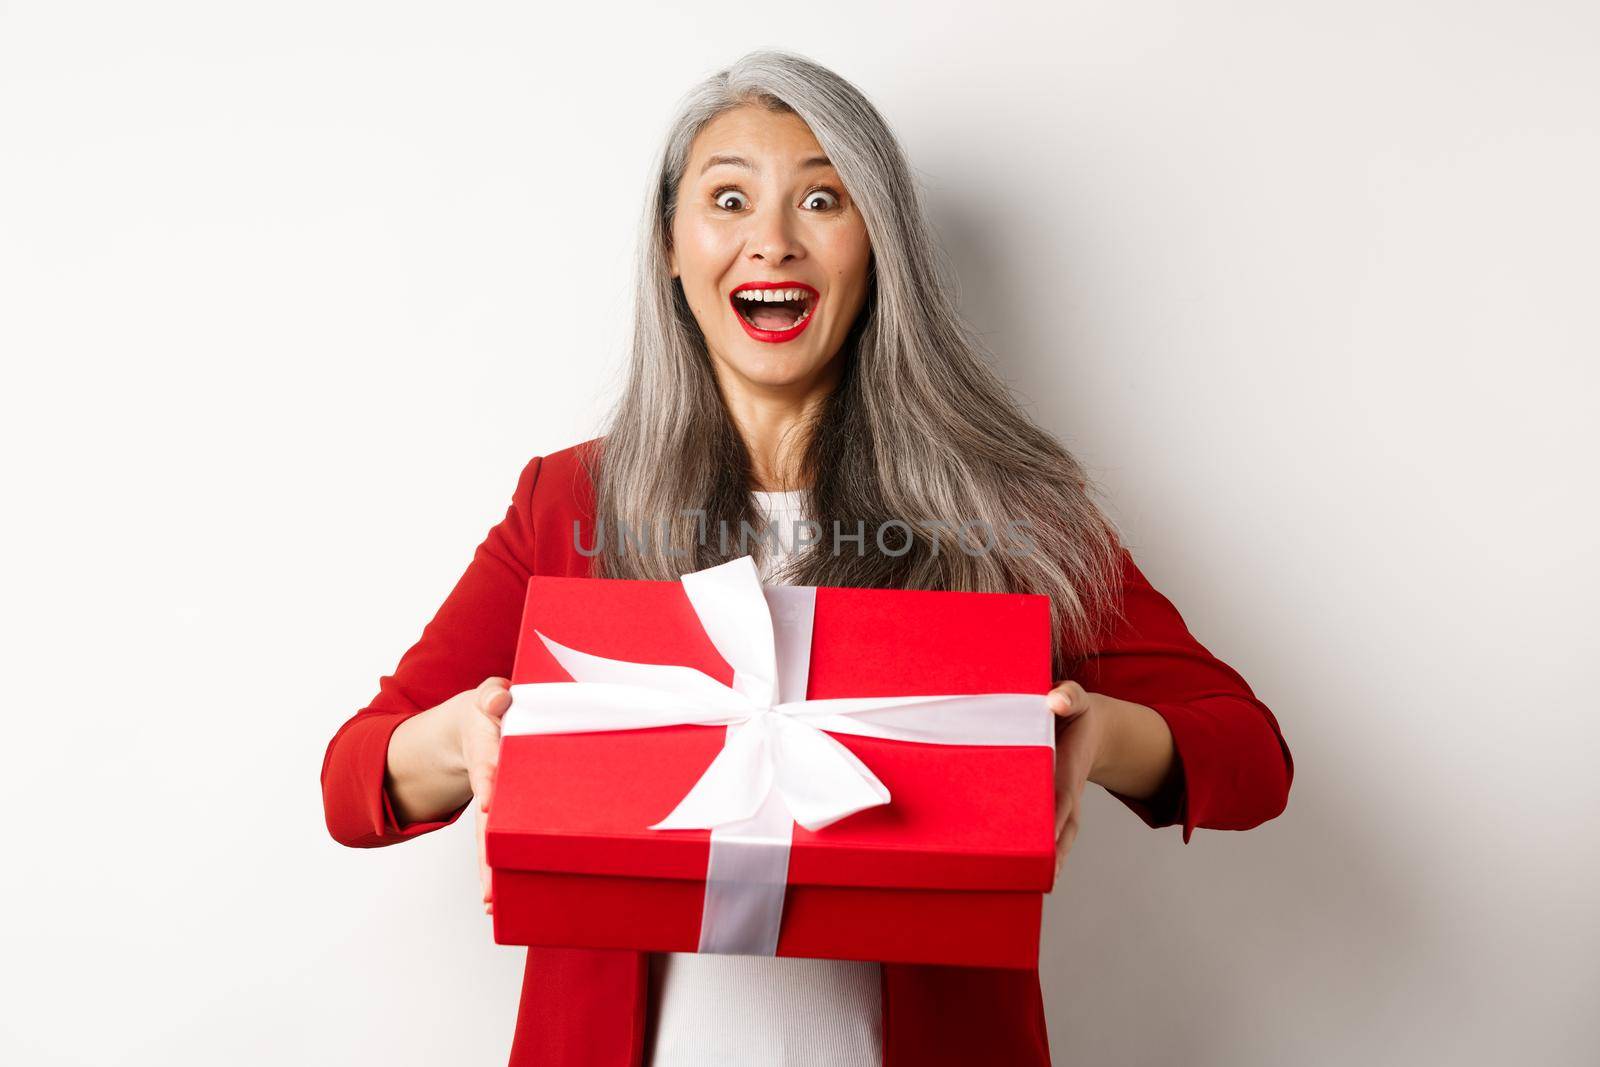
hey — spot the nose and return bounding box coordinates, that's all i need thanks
[746,203,805,266]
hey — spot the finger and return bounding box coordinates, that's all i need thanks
[1054,786,1074,841]
[1055,815,1078,875]
[481,689,512,721]
[478,683,513,721]
[1053,767,1069,838]
[467,761,488,804]
[1046,681,1085,718]
[474,679,509,912]
[467,755,498,809]
[467,759,497,813]
[479,760,497,813]
[477,799,496,908]
[477,804,491,904]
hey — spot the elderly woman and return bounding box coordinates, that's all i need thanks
[321,49,1293,1067]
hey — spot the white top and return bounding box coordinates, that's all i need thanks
[643,489,883,1067]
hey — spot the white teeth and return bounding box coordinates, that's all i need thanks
[735,287,810,303]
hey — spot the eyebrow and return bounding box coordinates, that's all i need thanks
[699,154,834,175]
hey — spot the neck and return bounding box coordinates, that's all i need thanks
[715,358,839,493]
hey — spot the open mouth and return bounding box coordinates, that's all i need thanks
[729,283,819,341]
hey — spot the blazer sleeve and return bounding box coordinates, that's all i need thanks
[1067,548,1294,843]
[320,455,545,848]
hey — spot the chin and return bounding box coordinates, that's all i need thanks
[718,345,831,388]
[733,361,821,389]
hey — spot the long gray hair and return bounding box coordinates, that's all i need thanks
[586,49,1126,671]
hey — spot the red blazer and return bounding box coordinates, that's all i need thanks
[320,439,1294,1066]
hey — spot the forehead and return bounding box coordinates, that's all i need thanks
[686,105,831,175]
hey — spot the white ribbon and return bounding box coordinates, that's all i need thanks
[501,554,1055,955]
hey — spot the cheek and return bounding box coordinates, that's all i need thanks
[822,229,873,309]
[673,218,735,284]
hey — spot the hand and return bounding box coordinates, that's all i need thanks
[1047,680,1110,878]
[454,677,512,915]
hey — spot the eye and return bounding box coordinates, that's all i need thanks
[802,186,842,211]
[713,187,748,211]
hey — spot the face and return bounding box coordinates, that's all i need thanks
[669,105,873,396]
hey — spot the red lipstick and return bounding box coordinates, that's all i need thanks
[728,280,820,344]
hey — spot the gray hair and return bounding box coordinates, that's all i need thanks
[586,49,1126,671]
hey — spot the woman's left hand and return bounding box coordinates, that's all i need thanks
[1047,680,1111,875]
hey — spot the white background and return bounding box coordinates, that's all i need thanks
[3,2,1596,1064]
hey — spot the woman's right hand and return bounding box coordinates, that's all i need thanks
[453,677,512,914]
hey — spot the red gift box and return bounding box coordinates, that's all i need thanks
[485,561,1058,969]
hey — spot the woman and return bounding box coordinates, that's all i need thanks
[321,49,1293,1067]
